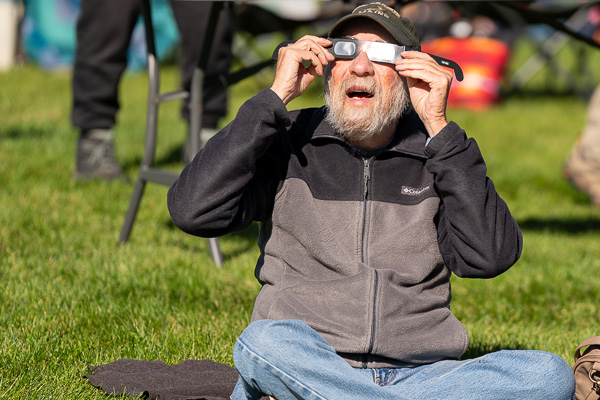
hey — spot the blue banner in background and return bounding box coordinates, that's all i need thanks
[21,0,180,71]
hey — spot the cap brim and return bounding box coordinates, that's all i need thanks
[328,14,420,50]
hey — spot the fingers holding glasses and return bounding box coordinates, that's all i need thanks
[271,36,334,105]
[296,36,335,67]
[395,51,453,87]
[395,51,453,137]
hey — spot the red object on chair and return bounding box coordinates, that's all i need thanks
[422,37,511,111]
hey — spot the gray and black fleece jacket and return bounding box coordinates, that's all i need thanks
[167,88,522,369]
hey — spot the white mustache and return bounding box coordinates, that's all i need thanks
[325,72,410,144]
[340,77,380,98]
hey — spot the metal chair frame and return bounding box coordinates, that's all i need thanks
[119,0,224,267]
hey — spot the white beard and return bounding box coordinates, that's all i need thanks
[325,73,410,145]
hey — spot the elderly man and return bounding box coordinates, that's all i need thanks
[167,3,575,399]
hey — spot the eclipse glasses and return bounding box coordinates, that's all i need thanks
[273,38,464,82]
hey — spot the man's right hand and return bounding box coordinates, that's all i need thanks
[270,36,334,106]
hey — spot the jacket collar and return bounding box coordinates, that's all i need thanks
[309,106,429,158]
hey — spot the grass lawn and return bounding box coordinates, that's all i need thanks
[1,37,600,398]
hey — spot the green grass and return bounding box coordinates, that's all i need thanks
[2,37,600,398]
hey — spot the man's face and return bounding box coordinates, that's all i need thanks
[325,22,410,147]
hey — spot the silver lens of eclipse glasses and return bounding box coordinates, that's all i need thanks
[331,39,408,64]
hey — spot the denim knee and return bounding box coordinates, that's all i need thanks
[533,351,575,400]
[506,350,575,400]
[233,320,316,396]
[234,319,332,373]
[235,319,315,358]
[236,319,288,354]
[234,320,298,372]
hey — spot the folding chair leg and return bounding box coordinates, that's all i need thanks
[118,0,225,267]
[208,238,224,267]
[119,178,147,243]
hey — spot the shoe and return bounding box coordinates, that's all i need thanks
[563,142,600,206]
[73,129,124,181]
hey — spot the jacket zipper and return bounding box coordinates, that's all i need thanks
[361,157,378,367]
[361,158,371,262]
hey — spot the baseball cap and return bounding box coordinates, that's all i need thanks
[328,2,421,50]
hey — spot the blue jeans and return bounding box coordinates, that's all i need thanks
[231,319,575,400]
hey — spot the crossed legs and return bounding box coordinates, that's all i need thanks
[231,319,575,400]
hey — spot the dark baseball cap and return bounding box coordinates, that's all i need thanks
[328,2,421,50]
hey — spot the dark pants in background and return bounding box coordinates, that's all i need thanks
[71,0,234,131]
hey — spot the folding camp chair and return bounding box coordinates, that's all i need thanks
[510,5,592,92]
[118,1,270,267]
[117,0,223,265]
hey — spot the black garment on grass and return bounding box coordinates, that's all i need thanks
[84,359,239,400]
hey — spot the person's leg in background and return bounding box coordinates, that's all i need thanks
[71,0,234,180]
[169,0,234,161]
[71,0,140,180]
[564,84,600,206]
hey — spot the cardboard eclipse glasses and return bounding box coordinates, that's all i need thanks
[273,38,464,82]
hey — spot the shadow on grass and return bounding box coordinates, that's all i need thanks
[121,155,144,172]
[120,143,185,172]
[502,88,594,102]
[517,216,600,234]
[163,219,259,261]
[0,125,51,140]
[462,342,528,360]
[225,223,261,259]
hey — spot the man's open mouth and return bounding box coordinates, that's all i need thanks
[346,86,374,99]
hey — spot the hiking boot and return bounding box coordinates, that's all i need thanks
[563,142,600,207]
[74,129,124,181]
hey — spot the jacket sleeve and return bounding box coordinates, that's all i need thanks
[425,122,523,279]
[167,88,291,238]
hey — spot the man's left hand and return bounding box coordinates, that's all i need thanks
[395,51,453,137]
